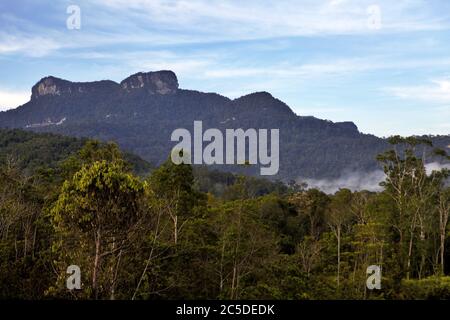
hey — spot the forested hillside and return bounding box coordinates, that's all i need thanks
[0,129,153,177]
[0,129,449,299]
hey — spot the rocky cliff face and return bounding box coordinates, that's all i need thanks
[31,76,120,100]
[31,77,70,99]
[31,71,178,101]
[120,71,179,94]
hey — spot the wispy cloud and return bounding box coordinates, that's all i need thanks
[0,89,29,111]
[2,0,450,58]
[96,0,450,38]
[0,33,62,57]
[201,56,450,82]
[386,78,450,103]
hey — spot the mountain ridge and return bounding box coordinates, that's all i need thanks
[1,70,449,181]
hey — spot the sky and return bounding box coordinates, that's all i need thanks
[0,0,449,137]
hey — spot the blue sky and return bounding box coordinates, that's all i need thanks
[0,0,449,137]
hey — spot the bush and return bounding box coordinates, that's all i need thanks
[401,277,450,299]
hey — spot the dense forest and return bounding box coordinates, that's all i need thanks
[0,129,449,300]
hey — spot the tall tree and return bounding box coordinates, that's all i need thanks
[149,157,204,245]
[50,160,144,299]
[326,188,353,289]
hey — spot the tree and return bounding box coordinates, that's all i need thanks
[326,188,353,289]
[0,161,51,298]
[50,160,144,299]
[289,189,329,239]
[211,197,278,299]
[148,157,204,245]
[377,137,449,280]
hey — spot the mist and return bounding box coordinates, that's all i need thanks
[424,162,450,175]
[299,170,385,194]
[299,162,450,194]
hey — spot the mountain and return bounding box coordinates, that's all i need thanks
[0,70,448,181]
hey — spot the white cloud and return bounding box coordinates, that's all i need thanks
[1,0,449,58]
[387,78,450,103]
[201,56,450,81]
[203,60,367,79]
[0,89,29,111]
[95,0,449,38]
[0,33,61,57]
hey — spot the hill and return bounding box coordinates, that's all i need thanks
[0,128,152,176]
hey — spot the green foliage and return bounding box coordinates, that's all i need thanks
[401,277,450,299]
[49,158,145,299]
[0,128,85,175]
[0,129,449,300]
